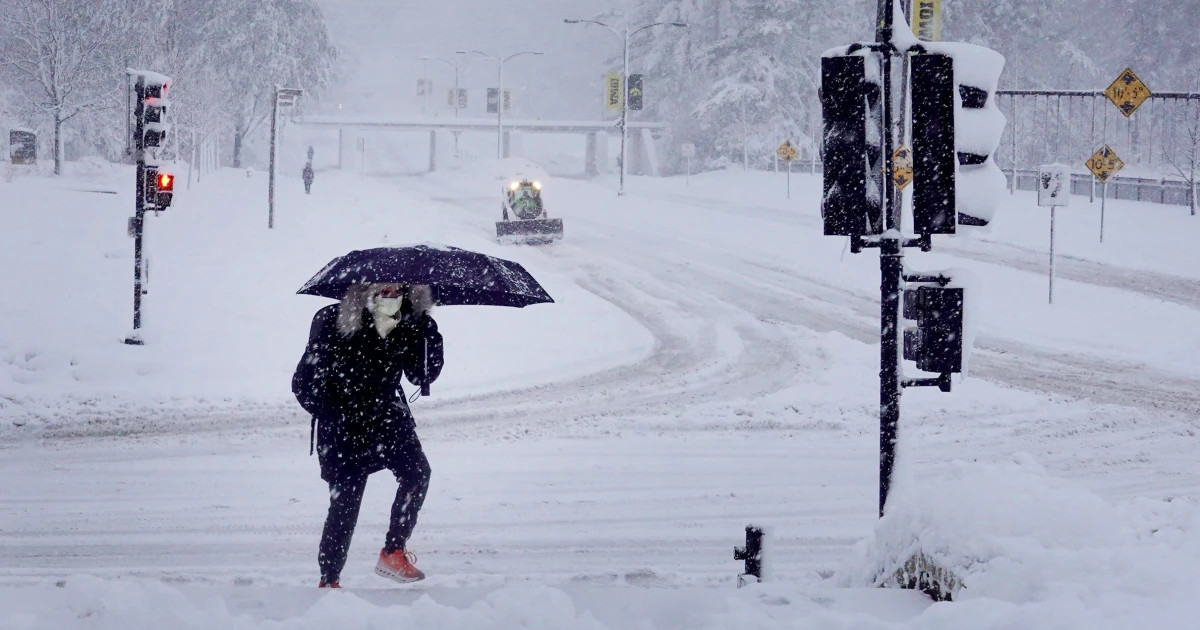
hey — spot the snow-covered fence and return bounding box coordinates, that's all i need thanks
[995,89,1200,208]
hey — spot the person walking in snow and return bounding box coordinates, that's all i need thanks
[292,283,444,588]
[302,162,315,194]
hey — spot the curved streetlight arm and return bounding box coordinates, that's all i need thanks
[503,50,544,63]
[463,50,496,62]
[564,18,620,39]
[421,56,460,70]
[631,21,688,38]
[564,18,687,197]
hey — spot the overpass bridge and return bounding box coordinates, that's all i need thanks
[297,115,667,176]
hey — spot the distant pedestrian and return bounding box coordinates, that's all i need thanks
[302,162,315,194]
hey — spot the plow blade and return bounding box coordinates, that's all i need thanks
[496,218,564,245]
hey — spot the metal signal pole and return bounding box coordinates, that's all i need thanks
[876,0,903,518]
[126,75,148,346]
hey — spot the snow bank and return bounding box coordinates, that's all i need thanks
[840,454,1200,622]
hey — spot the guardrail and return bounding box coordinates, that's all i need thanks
[1006,169,1196,207]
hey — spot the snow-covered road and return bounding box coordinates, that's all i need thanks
[2,163,1198,628]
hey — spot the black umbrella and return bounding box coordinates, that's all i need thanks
[296,244,554,307]
[297,245,553,398]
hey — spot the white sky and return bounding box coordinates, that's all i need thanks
[317,0,623,119]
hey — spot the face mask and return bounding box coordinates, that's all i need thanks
[373,297,402,317]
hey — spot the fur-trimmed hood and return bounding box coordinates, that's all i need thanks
[336,283,435,336]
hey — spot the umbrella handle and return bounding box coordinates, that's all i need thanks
[421,339,430,397]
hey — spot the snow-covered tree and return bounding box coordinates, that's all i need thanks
[205,0,337,167]
[0,0,338,171]
[625,0,870,171]
[0,0,118,174]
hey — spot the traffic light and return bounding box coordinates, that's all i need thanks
[627,74,644,111]
[902,284,964,375]
[911,53,956,234]
[820,54,884,236]
[134,76,170,150]
[911,43,1006,229]
[154,170,174,209]
[142,166,174,210]
[142,81,169,148]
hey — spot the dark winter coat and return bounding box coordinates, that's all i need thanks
[292,304,444,482]
[302,165,315,183]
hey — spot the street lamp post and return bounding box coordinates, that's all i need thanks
[564,18,687,196]
[422,54,468,156]
[460,49,543,159]
[269,85,303,229]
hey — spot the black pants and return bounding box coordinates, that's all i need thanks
[317,433,430,583]
[304,181,312,194]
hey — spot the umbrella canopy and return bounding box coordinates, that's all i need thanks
[297,244,553,307]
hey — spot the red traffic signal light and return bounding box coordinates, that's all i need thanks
[157,173,174,191]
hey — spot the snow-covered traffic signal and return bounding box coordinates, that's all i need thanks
[142,166,174,210]
[902,285,964,376]
[935,44,1006,228]
[820,54,884,237]
[139,82,169,148]
[910,44,1006,233]
[910,53,957,234]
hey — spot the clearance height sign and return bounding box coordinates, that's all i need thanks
[912,0,942,42]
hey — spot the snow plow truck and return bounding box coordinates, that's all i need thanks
[496,179,564,245]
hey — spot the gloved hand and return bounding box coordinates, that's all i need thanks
[396,314,444,389]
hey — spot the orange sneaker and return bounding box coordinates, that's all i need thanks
[318,579,340,588]
[375,549,425,583]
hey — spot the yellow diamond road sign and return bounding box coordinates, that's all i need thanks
[1106,68,1151,118]
[777,140,798,162]
[1086,145,1124,183]
[892,145,914,190]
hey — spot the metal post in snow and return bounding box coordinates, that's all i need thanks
[125,75,147,346]
[619,29,629,195]
[1011,94,1018,194]
[1090,95,1097,202]
[497,61,504,159]
[269,85,279,229]
[187,129,195,189]
[453,62,461,157]
[1100,181,1107,243]
[1049,206,1057,304]
[875,0,902,519]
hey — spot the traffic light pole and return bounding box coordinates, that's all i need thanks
[269,85,279,229]
[126,76,147,346]
[876,0,903,519]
